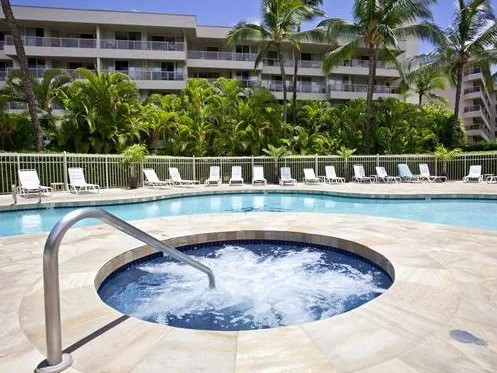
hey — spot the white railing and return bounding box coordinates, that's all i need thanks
[262,59,322,68]
[100,39,184,51]
[4,67,88,79]
[2,152,497,194]
[329,83,400,94]
[187,51,257,61]
[101,69,184,81]
[260,81,326,93]
[5,36,96,48]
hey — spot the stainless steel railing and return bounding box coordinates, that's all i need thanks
[38,207,215,372]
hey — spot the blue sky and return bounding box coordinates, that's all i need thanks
[9,0,497,52]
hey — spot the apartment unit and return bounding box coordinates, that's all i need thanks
[0,5,419,104]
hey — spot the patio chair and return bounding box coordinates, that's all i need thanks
[352,164,374,183]
[229,166,244,186]
[17,169,52,197]
[418,164,446,182]
[252,166,267,186]
[397,164,420,182]
[205,166,222,186]
[375,167,401,183]
[68,167,100,194]
[303,168,320,185]
[143,168,172,189]
[168,167,199,187]
[463,165,483,183]
[324,165,345,184]
[279,167,296,186]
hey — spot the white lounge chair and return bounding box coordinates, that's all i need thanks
[143,168,172,188]
[252,166,267,186]
[375,167,401,183]
[17,169,52,197]
[324,165,345,184]
[168,167,199,187]
[397,164,420,182]
[205,166,222,186]
[68,167,100,194]
[352,164,374,183]
[419,164,446,182]
[463,165,483,183]
[303,168,320,185]
[229,166,244,186]
[279,167,296,186]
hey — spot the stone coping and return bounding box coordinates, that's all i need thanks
[3,212,497,372]
[94,230,396,290]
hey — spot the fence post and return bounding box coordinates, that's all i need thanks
[376,154,380,167]
[62,152,68,191]
[464,154,467,180]
[192,156,196,180]
[434,157,438,176]
[105,156,109,189]
[315,155,318,174]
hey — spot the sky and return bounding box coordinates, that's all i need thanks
[9,0,497,53]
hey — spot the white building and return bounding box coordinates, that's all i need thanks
[0,5,418,103]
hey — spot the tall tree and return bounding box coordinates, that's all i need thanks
[421,0,497,145]
[318,0,439,152]
[400,65,447,105]
[226,0,322,124]
[5,69,71,144]
[1,0,43,151]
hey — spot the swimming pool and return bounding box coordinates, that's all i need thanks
[2,192,497,236]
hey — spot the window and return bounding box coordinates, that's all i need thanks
[115,60,129,71]
[161,62,175,72]
[300,53,312,61]
[28,57,45,68]
[206,46,219,52]
[115,31,141,40]
[236,45,250,54]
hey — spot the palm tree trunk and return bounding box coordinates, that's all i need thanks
[419,94,422,106]
[1,0,43,151]
[292,47,299,124]
[451,64,464,147]
[365,44,378,153]
[277,43,288,125]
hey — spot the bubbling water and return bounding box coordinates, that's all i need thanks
[99,241,392,331]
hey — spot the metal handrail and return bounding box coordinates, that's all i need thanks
[38,207,215,372]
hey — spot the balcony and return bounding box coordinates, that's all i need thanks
[100,39,183,51]
[187,51,257,69]
[262,59,322,68]
[329,83,399,94]
[463,105,491,125]
[103,68,186,90]
[188,51,256,61]
[3,36,185,60]
[103,69,184,81]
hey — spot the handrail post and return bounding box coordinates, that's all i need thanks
[36,207,215,372]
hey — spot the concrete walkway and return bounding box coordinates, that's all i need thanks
[0,183,496,372]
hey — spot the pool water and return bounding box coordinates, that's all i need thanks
[98,240,392,331]
[2,192,497,236]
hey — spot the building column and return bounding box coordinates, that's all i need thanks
[96,24,101,73]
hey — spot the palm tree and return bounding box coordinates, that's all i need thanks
[58,69,143,153]
[226,0,322,124]
[421,0,497,145]
[318,0,439,152]
[400,65,447,106]
[5,69,71,144]
[1,0,43,151]
[262,143,290,183]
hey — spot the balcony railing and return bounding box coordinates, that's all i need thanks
[103,69,184,81]
[463,86,482,94]
[187,51,257,61]
[329,83,399,94]
[464,67,481,76]
[262,59,322,68]
[261,81,326,93]
[100,39,184,51]
[5,36,96,48]
[341,59,389,69]
[5,67,93,79]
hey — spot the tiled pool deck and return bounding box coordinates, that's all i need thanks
[1,182,497,372]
